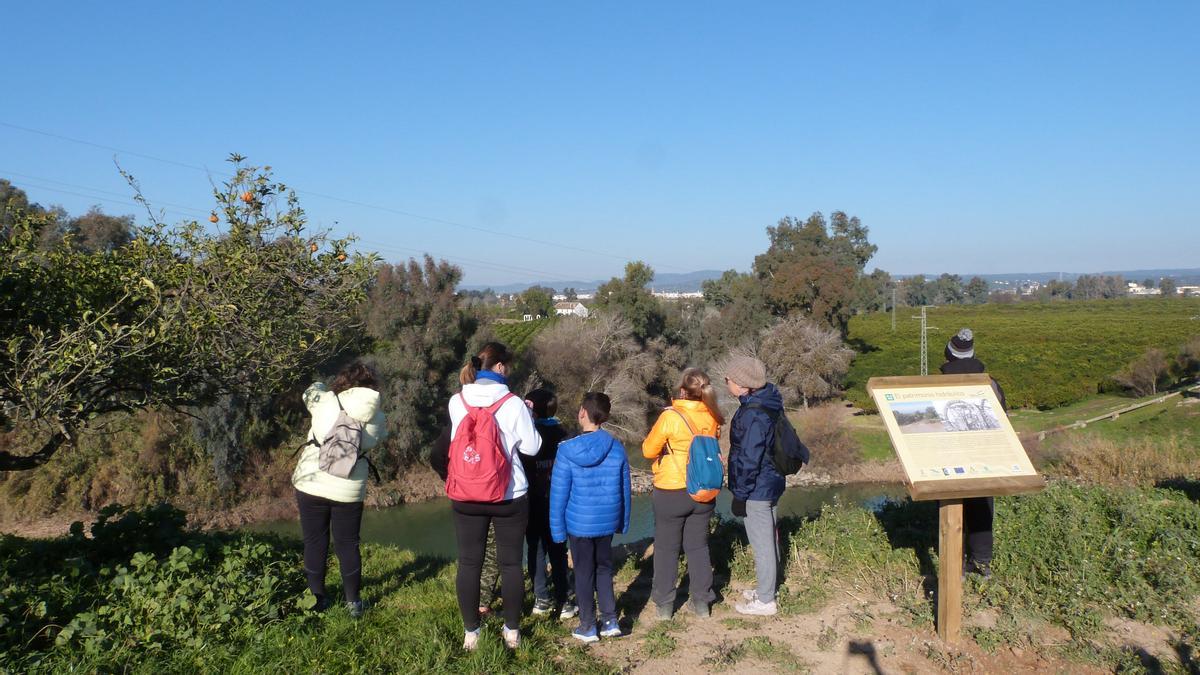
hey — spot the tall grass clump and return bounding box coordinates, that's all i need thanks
[1043,434,1200,486]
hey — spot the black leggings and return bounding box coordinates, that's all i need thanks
[295,489,364,602]
[452,497,529,631]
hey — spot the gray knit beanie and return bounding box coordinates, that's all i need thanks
[947,328,975,360]
[721,354,767,390]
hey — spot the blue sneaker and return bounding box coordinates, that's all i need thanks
[599,618,622,638]
[572,623,599,643]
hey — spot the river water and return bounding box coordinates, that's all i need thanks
[249,483,906,559]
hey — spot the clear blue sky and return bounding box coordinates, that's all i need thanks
[3,2,1197,287]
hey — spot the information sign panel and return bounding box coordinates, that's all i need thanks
[867,374,1043,501]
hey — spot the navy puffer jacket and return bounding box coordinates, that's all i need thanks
[728,383,787,503]
[549,429,631,542]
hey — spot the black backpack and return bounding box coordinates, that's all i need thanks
[743,403,810,476]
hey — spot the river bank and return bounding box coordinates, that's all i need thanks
[0,457,907,540]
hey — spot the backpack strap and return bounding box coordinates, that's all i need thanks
[742,401,779,421]
[333,391,345,411]
[668,407,698,436]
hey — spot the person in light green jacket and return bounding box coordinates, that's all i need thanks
[291,362,387,617]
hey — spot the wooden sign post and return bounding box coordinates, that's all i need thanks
[867,374,1044,643]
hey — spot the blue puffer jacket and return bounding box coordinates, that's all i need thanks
[728,383,787,503]
[549,429,631,542]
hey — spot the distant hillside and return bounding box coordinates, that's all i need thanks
[898,268,1200,286]
[461,269,727,294]
[466,267,1200,295]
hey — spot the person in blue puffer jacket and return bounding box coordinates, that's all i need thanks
[723,354,786,617]
[549,392,632,643]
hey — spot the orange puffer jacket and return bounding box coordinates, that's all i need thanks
[641,399,722,490]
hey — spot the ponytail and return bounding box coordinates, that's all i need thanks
[678,367,725,426]
[459,342,513,386]
[459,355,483,385]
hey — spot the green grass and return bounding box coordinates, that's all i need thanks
[9,482,1200,672]
[1064,397,1200,445]
[781,482,1200,668]
[848,426,893,462]
[1006,393,1134,432]
[0,505,611,674]
[845,298,1200,410]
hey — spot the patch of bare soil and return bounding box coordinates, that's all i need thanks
[1104,617,1185,671]
[589,568,1113,674]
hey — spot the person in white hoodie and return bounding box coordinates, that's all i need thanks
[448,342,541,651]
[292,362,386,618]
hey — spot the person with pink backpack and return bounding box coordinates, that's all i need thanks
[446,342,541,651]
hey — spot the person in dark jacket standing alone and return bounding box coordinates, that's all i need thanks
[722,354,786,616]
[940,328,1006,577]
[522,389,578,619]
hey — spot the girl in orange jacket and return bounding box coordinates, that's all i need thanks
[641,367,725,618]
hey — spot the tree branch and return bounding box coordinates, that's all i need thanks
[0,428,71,471]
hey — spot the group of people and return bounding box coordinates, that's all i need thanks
[435,343,802,649]
[288,328,1000,649]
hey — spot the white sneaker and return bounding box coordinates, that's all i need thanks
[463,629,481,651]
[734,599,778,616]
[741,589,758,601]
[502,626,521,649]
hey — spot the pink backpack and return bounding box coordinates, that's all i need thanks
[446,392,514,502]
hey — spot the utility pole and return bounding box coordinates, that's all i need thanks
[891,287,897,332]
[911,306,939,376]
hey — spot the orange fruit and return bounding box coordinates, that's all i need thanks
[337,253,347,262]
[240,191,254,203]
[310,243,319,253]
[208,213,219,223]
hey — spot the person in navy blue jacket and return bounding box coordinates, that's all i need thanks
[549,392,632,643]
[723,354,786,616]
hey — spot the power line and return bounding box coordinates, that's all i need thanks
[3,167,585,286]
[3,180,202,221]
[1,120,687,272]
[0,169,209,216]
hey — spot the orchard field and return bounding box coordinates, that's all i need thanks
[492,318,555,354]
[845,298,1200,410]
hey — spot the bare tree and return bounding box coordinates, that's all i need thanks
[528,312,659,442]
[758,316,855,408]
[1113,348,1170,396]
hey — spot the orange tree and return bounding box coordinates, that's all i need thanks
[0,157,376,470]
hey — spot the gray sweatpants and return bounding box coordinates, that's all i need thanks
[651,488,716,608]
[743,500,779,603]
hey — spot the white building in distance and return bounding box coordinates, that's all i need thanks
[554,302,590,318]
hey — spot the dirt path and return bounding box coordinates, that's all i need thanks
[589,573,1114,674]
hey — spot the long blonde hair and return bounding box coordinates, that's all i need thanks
[677,367,724,426]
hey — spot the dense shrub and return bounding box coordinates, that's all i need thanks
[0,504,304,670]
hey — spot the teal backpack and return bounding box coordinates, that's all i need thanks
[665,408,724,503]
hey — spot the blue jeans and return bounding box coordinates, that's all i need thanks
[526,497,572,603]
[568,534,616,628]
